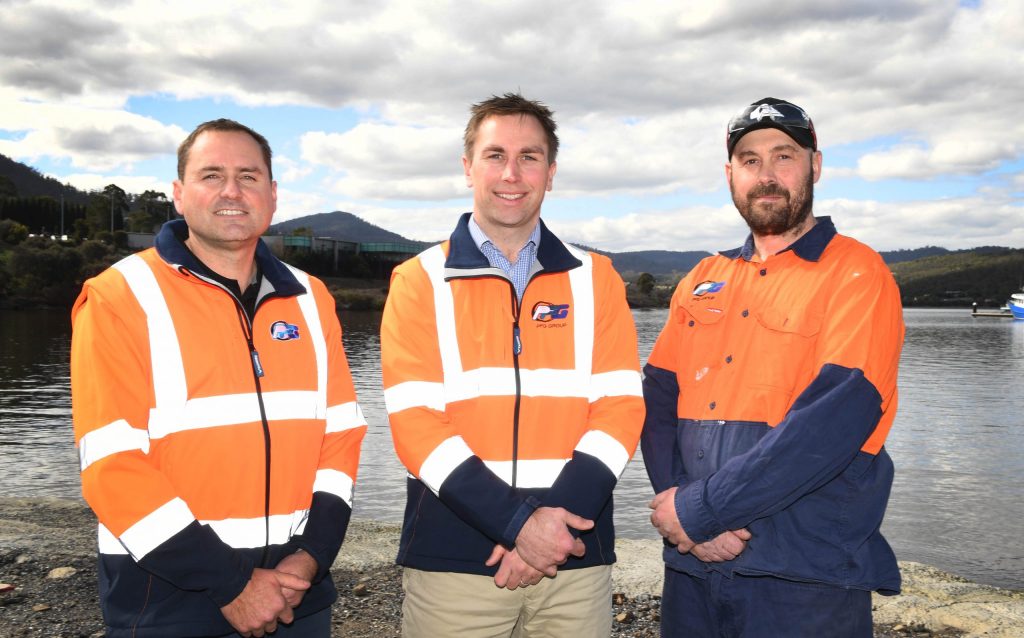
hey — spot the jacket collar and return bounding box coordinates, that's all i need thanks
[444,212,582,276]
[719,215,837,263]
[155,219,306,297]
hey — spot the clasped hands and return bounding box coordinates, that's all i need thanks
[220,550,318,637]
[649,487,751,562]
[486,506,593,591]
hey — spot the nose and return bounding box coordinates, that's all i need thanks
[502,159,521,182]
[220,177,243,199]
[757,162,777,184]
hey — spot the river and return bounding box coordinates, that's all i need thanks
[1,307,1021,589]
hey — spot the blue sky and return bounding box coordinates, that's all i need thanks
[1,0,1021,253]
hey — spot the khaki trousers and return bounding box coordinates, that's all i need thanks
[401,565,612,638]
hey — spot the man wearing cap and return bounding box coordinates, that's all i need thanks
[641,98,904,636]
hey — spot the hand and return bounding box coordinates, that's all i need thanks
[649,487,695,551]
[486,545,544,590]
[514,507,593,577]
[220,568,310,637]
[690,529,752,562]
[275,550,319,609]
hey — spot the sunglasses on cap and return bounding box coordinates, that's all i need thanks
[726,99,816,156]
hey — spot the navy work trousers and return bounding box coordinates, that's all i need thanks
[661,566,872,638]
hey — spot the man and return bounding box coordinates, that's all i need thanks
[381,93,645,637]
[71,119,367,637]
[642,98,905,637]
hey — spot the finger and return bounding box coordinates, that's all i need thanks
[274,571,310,591]
[569,537,586,558]
[732,528,752,541]
[563,511,595,532]
[485,545,506,567]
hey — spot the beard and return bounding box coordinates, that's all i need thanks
[731,169,815,236]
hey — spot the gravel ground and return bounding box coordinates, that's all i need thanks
[3,498,1011,637]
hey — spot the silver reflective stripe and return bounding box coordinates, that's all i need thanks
[285,266,328,418]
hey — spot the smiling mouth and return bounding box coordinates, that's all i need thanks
[215,209,247,216]
[496,193,526,201]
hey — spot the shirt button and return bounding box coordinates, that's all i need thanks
[697,450,705,459]
[709,402,716,410]
[725,355,732,363]
[760,268,767,276]
[688,320,695,327]
[741,309,749,318]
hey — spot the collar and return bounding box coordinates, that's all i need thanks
[467,214,541,256]
[155,219,306,297]
[719,216,837,263]
[444,212,581,275]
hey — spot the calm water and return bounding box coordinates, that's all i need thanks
[1,308,1022,590]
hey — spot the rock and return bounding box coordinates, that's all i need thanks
[15,554,31,564]
[615,611,634,624]
[352,582,370,596]
[612,592,626,605]
[47,566,77,579]
[0,583,15,593]
[32,603,50,612]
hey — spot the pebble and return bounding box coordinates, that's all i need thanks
[47,566,77,579]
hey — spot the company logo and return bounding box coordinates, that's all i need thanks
[532,301,570,322]
[270,321,300,341]
[749,103,785,122]
[692,281,725,297]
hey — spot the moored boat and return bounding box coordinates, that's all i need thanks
[1008,291,1024,319]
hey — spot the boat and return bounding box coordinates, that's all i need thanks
[1008,290,1024,320]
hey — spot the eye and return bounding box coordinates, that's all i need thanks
[486,153,504,161]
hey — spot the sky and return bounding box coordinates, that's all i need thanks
[1,0,1022,254]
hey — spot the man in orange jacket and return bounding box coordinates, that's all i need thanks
[381,93,645,637]
[642,98,905,637]
[71,119,367,637]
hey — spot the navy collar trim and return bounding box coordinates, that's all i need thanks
[444,212,582,277]
[155,219,306,297]
[719,216,837,263]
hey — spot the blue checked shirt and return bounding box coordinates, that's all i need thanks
[468,216,540,302]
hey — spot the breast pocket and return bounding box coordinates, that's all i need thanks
[673,299,727,391]
[750,304,823,392]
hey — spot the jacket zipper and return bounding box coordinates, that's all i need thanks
[510,285,522,489]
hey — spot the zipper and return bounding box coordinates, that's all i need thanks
[510,285,522,489]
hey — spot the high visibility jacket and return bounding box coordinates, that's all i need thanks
[642,217,905,593]
[381,213,645,574]
[71,220,367,637]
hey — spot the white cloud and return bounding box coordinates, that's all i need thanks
[59,173,171,198]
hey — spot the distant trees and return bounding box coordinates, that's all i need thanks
[128,190,173,233]
[86,184,130,234]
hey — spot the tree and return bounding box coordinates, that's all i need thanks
[86,184,129,238]
[129,190,172,232]
[636,272,656,295]
[0,175,17,198]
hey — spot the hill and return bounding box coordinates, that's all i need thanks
[608,249,711,279]
[0,153,90,205]
[269,211,428,246]
[891,247,1024,306]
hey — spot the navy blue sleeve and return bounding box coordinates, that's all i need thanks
[676,364,883,542]
[542,451,618,525]
[137,522,254,607]
[438,457,538,548]
[641,363,684,494]
[290,492,352,583]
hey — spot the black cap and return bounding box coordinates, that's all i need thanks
[726,97,816,157]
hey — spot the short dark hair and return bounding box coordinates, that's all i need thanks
[463,93,559,164]
[177,118,273,180]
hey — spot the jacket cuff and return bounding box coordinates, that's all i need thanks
[503,496,541,548]
[676,480,722,544]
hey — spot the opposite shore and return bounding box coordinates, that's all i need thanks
[1,498,1022,637]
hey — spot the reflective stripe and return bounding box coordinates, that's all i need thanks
[203,510,310,549]
[420,246,463,391]
[576,430,631,478]
[114,255,187,439]
[79,419,150,471]
[286,266,329,418]
[118,497,194,560]
[419,436,474,495]
[566,244,595,391]
[590,370,643,401]
[326,401,367,433]
[384,380,446,414]
[313,468,355,505]
[98,509,313,554]
[147,391,324,439]
[484,458,569,488]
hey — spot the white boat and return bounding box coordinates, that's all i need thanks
[1008,290,1024,320]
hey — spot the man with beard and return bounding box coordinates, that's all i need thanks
[641,98,905,637]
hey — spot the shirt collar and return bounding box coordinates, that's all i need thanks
[467,214,540,254]
[720,216,837,263]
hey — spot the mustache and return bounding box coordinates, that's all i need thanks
[747,184,790,200]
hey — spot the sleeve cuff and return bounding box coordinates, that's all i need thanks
[676,480,722,544]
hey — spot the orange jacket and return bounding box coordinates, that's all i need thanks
[71,221,366,635]
[381,214,644,574]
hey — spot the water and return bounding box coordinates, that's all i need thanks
[1,307,1022,590]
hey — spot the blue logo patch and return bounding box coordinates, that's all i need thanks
[692,280,725,297]
[270,321,300,341]
[532,301,570,323]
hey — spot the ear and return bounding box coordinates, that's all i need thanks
[271,180,278,210]
[171,180,184,215]
[462,155,473,188]
[724,162,733,188]
[811,150,823,184]
[546,161,557,192]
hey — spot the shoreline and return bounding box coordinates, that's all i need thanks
[2,498,1022,637]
